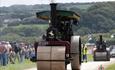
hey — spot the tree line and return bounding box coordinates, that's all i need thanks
[0,2,115,42]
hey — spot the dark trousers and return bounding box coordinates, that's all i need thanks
[83,54,87,62]
[14,52,20,62]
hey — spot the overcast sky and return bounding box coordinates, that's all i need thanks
[0,0,115,7]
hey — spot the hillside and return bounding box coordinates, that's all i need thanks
[0,3,93,24]
[74,2,115,35]
[0,2,115,42]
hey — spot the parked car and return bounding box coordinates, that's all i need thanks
[110,48,115,57]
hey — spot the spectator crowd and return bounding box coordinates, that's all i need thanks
[0,41,35,66]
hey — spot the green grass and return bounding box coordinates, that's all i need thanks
[87,54,93,61]
[0,59,36,70]
[11,24,48,29]
[106,63,115,70]
[81,54,93,62]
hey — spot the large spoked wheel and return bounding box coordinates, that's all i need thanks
[71,36,81,70]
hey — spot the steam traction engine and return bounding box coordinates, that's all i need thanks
[31,3,81,70]
[93,35,110,61]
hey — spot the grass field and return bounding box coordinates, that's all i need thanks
[0,59,36,70]
[87,54,93,61]
[106,63,115,70]
[81,54,93,62]
[11,24,48,29]
[0,54,93,70]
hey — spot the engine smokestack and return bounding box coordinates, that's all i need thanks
[50,3,57,27]
[99,35,103,44]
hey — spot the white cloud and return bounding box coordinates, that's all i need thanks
[0,0,115,7]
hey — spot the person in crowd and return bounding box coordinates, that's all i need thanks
[25,44,30,59]
[9,48,15,64]
[5,42,12,64]
[11,42,21,63]
[0,42,2,66]
[29,45,35,59]
[8,42,15,64]
[0,41,8,66]
[19,42,26,63]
